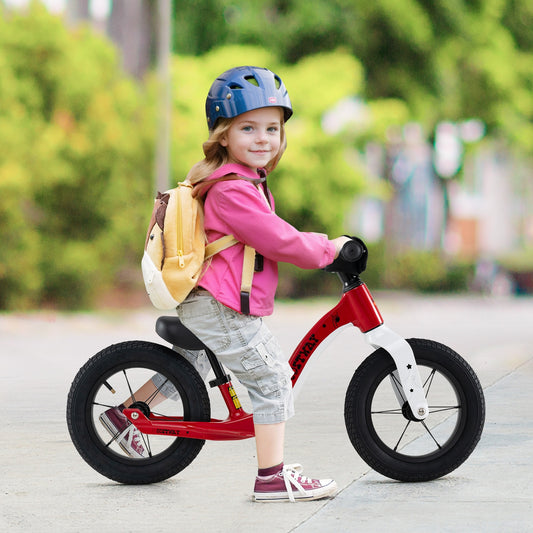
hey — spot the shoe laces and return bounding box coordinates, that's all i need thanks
[130,430,144,449]
[281,464,314,502]
[118,423,146,456]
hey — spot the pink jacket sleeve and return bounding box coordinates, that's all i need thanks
[206,180,336,269]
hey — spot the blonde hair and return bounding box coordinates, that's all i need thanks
[186,110,287,196]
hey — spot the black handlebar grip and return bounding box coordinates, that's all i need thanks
[323,236,367,275]
[340,240,364,262]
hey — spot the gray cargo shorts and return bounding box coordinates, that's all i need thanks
[152,291,295,425]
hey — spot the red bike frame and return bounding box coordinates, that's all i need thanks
[123,283,384,441]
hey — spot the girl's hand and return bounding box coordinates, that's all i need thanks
[332,236,353,259]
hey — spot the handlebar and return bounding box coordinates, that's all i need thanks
[324,236,368,278]
[339,239,365,262]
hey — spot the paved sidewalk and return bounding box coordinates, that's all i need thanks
[294,357,533,533]
[1,293,532,532]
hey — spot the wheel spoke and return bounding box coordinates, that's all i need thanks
[93,401,114,409]
[423,368,437,397]
[146,377,170,406]
[145,384,163,406]
[393,420,412,451]
[390,371,405,400]
[140,433,152,457]
[122,369,135,402]
[428,405,460,413]
[103,432,121,449]
[421,420,442,449]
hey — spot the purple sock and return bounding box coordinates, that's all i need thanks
[258,463,283,478]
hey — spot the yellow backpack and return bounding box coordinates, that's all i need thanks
[141,182,255,311]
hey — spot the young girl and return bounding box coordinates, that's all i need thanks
[101,66,350,502]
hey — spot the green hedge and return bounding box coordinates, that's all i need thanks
[382,249,474,293]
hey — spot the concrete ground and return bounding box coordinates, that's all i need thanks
[1,292,532,532]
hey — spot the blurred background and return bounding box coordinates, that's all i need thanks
[0,0,532,311]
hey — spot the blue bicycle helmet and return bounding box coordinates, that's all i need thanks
[206,66,293,130]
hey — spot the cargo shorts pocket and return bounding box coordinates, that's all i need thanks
[240,335,292,396]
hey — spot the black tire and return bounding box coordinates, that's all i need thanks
[345,338,485,482]
[67,341,211,484]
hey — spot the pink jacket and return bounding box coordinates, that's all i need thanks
[198,163,336,316]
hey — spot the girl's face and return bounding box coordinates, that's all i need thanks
[220,107,282,171]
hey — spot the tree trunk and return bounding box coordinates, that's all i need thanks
[107,0,155,80]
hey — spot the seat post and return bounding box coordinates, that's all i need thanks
[204,348,244,413]
[205,348,231,388]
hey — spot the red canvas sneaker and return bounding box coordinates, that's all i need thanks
[99,406,147,458]
[253,464,337,502]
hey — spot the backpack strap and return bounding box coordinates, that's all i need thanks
[240,245,256,315]
[204,235,256,315]
[198,167,265,315]
[204,234,239,259]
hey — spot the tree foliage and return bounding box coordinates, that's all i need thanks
[0,4,155,309]
[173,0,533,152]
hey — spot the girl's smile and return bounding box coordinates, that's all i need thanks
[221,107,282,171]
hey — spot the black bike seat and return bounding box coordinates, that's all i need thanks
[155,317,209,351]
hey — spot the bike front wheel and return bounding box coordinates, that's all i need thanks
[345,338,485,482]
[67,341,211,484]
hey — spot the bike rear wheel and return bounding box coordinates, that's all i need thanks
[345,338,485,482]
[67,341,210,484]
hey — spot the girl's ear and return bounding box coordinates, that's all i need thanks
[220,134,228,147]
